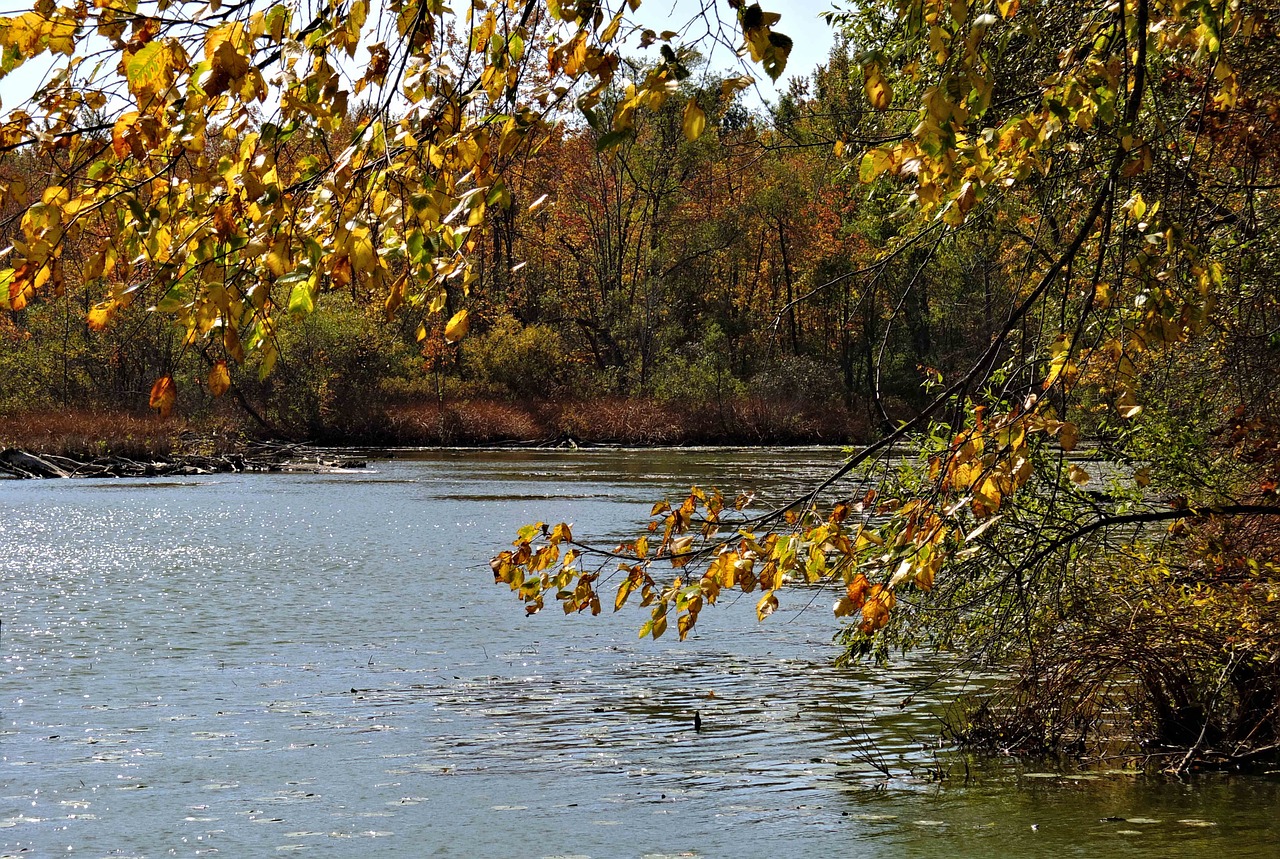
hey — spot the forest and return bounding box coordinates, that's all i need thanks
[1,38,972,449]
[2,0,1279,769]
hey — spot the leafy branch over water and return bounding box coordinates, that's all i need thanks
[498,0,1280,767]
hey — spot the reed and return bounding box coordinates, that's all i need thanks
[0,410,184,459]
[1,397,869,453]
[385,397,867,446]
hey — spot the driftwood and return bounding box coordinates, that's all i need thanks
[0,443,367,480]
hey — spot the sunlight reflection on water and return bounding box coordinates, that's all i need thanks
[2,448,1277,857]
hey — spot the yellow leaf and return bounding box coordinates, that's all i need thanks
[965,515,1002,543]
[756,590,778,621]
[266,236,290,277]
[858,147,893,183]
[350,228,375,274]
[204,23,251,94]
[720,75,754,98]
[864,68,893,111]
[652,611,668,639]
[444,308,470,343]
[974,476,1002,512]
[682,97,706,141]
[4,12,44,57]
[600,10,623,43]
[1068,464,1091,485]
[670,534,695,567]
[208,360,231,397]
[41,185,69,207]
[87,300,117,332]
[0,268,13,310]
[384,274,407,319]
[125,41,177,102]
[149,376,177,418]
[46,14,76,55]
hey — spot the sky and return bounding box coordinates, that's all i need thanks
[0,0,839,115]
[628,0,837,87]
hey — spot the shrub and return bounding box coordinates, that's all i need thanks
[462,314,576,398]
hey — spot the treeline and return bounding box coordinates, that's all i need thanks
[1,42,1011,446]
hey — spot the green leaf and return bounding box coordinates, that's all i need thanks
[858,148,892,183]
[125,42,175,100]
[288,278,314,315]
[153,286,189,314]
[596,128,633,152]
[507,33,524,60]
[762,32,792,82]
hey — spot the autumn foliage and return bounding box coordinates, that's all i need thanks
[4,0,1280,763]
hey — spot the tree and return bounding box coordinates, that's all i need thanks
[492,0,1280,767]
[6,0,1279,765]
[0,0,793,407]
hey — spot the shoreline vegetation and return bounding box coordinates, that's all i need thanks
[0,397,869,476]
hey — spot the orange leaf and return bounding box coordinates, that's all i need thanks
[845,573,871,609]
[149,376,176,418]
[208,360,231,397]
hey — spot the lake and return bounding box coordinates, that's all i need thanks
[2,448,1277,857]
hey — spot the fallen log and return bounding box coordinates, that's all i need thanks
[1,449,72,478]
[0,445,369,479]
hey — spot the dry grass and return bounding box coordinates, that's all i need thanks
[0,410,246,459]
[0,410,184,458]
[386,400,550,445]
[385,397,867,446]
[2,397,868,454]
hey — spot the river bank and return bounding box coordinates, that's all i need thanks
[0,397,871,458]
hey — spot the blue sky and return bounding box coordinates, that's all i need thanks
[629,0,838,86]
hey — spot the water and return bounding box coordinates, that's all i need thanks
[2,448,1277,857]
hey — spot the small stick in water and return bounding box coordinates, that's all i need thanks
[694,711,702,732]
